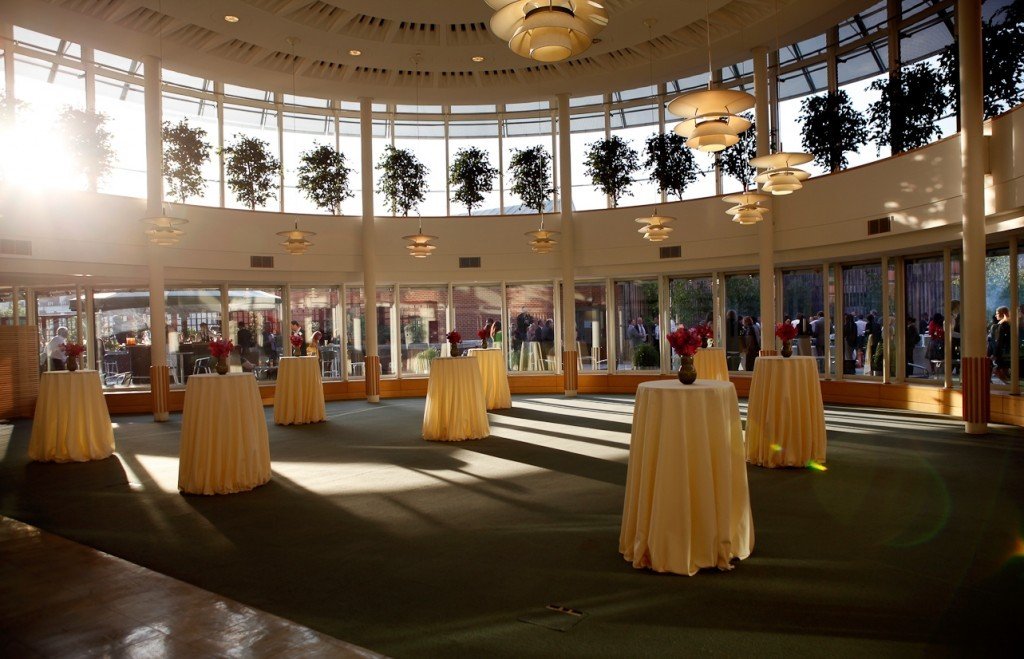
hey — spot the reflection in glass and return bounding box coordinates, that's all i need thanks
[841,263,882,377]
[291,287,342,380]
[986,248,1011,386]
[903,256,944,382]
[93,289,151,389]
[452,284,502,349]
[575,282,607,371]
[36,289,85,373]
[400,286,448,375]
[783,268,823,365]
[614,280,659,371]
[667,276,713,370]
[165,288,221,386]
[506,283,555,372]
[346,286,394,376]
[724,274,760,372]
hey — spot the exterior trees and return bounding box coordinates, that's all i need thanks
[508,145,553,213]
[162,119,211,203]
[376,145,427,216]
[297,144,353,215]
[799,90,868,172]
[448,146,497,215]
[584,135,639,207]
[644,133,701,200]
[221,136,280,210]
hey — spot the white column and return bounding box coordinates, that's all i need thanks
[360,98,380,402]
[958,0,988,434]
[83,46,96,112]
[557,94,577,395]
[753,47,776,350]
[144,54,168,388]
[2,23,15,118]
[276,92,285,212]
[84,286,96,370]
[215,81,226,207]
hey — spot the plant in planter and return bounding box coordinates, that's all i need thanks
[162,119,211,203]
[508,145,553,213]
[584,135,639,207]
[643,133,701,200]
[867,62,948,155]
[221,136,281,210]
[716,113,757,189]
[297,143,353,214]
[59,107,114,191]
[449,146,497,215]
[799,90,868,172]
[376,145,428,216]
[632,343,660,369]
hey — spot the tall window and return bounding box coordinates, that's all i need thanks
[903,256,944,382]
[0,288,27,325]
[452,284,502,349]
[227,287,282,379]
[575,282,607,371]
[93,289,151,389]
[506,283,555,372]
[222,100,279,211]
[782,268,823,363]
[667,276,713,370]
[725,274,760,372]
[393,111,447,216]
[162,88,221,206]
[282,104,334,214]
[503,105,553,213]
[290,287,341,380]
[36,289,85,372]
[94,74,146,197]
[986,247,1012,387]
[614,280,659,371]
[346,286,395,376]
[166,287,221,386]
[399,285,448,375]
[569,107,607,211]
[841,263,883,377]
[449,118,500,215]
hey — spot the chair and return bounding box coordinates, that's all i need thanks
[321,348,339,378]
[102,356,131,387]
[193,357,212,374]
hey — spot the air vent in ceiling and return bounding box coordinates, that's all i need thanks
[459,257,481,268]
[250,255,274,269]
[867,216,893,235]
[0,239,31,256]
[659,245,682,259]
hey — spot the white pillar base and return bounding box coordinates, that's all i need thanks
[367,395,380,403]
[154,411,169,422]
[563,389,577,398]
[965,421,988,435]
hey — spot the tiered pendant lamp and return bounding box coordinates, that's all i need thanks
[635,211,675,242]
[750,152,813,195]
[141,215,188,246]
[278,220,316,255]
[486,1,609,63]
[723,192,771,225]
[404,218,439,258]
[525,215,560,253]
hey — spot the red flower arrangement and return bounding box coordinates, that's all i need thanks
[667,326,701,357]
[60,343,86,358]
[477,328,490,340]
[209,338,234,359]
[693,323,714,347]
[446,331,462,345]
[289,334,303,348]
[928,320,944,340]
[775,322,798,342]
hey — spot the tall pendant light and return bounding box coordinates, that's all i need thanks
[402,52,438,259]
[277,36,315,255]
[635,19,677,242]
[525,213,560,253]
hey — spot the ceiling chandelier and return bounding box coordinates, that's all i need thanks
[723,192,771,225]
[486,1,609,63]
[749,152,812,195]
[141,215,188,246]
[278,219,316,255]
[526,214,560,253]
[667,0,754,152]
[635,211,674,242]
[404,220,440,258]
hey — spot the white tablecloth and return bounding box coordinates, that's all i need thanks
[467,348,512,410]
[178,373,271,495]
[694,347,730,381]
[273,356,326,425]
[422,357,489,441]
[620,379,753,575]
[745,356,827,468]
[28,371,115,463]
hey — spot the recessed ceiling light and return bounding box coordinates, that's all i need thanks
[224,15,239,23]
[349,49,362,56]
[472,56,485,62]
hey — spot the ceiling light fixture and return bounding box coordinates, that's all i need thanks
[472,55,485,62]
[485,0,609,63]
[141,215,189,246]
[722,192,771,225]
[275,38,316,256]
[349,49,362,56]
[749,152,812,195]
[526,214,560,253]
[405,53,438,259]
[666,0,754,152]
[224,15,239,23]
[635,211,674,242]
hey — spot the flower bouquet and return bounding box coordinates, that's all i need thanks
[477,327,490,349]
[776,322,797,358]
[447,330,463,357]
[61,343,86,372]
[289,333,303,357]
[209,338,235,374]
[927,320,944,341]
[693,323,714,349]
[667,326,700,384]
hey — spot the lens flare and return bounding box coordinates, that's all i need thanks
[806,460,827,472]
[770,443,783,452]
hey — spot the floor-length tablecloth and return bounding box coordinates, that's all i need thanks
[422,357,489,441]
[467,348,512,410]
[178,373,271,494]
[273,356,326,425]
[29,371,115,463]
[694,347,730,381]
[745,356,827,468]
[620,380,753,575]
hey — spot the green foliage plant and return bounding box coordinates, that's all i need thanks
[297,143,353,214]
[584,135,639,207]
[716,113,757,189]
[59,106,114,191]
[508,145,553,213]
[449,146,497,215]
[632,343,660,369]
[867,62,947,155]
[799,90,869,172]
[643,133,701,200]
[162,119,211,203]
[376,145,428,216]
[221,136,281,210]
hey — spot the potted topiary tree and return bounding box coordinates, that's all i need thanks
[643,132,702,200]
[867,62,948,155]
[717,113,757,189]
[376,145,428,216]
[448,146,497,215]
[297,143,353,215]
[799,90,868,172]
[584,135,639,207]
[221,136,280,210]
[162,119,211,203]
[508,145,553,213]
[59,106,114,192]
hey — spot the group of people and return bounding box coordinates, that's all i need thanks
[989,305,1023,383]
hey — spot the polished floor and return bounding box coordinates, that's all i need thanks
[1,396,1022,657]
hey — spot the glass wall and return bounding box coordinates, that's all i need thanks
[0,288,27,325]
[222,100,279,211]
[841,263,883,377]
[667,276,713,370]
[724,273,760,372]
[452,284,502,349]
[94,74,146,197]
[166,287,221,385]
[224,287,282,379]
[986,247,1011,386]
[574,282,607,371]
[904,256,944,382]
[346,286,395,376]
[36,289,85,372]
[782,268,823,362]
[400,285,448,375]
[282,105,333,214]
[291,287,341,380]
[93,289,150,388]
[614,280,659,371]
[506,283,555,372]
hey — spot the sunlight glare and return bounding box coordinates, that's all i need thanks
[0,114,80,191]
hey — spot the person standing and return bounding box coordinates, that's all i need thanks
[290,320,305,354]
[46,327,69,371]
[237,321,255,362]
[990,306,1011,383]
[742,316,759,371]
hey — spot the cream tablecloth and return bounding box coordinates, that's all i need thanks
[422,357,489,441]
[620,379,753,575]
[694,347,730,381]
[29,371,115,463]
[467,348,512,410]
[273,356,326,425]
[178,373,271,495]
[745,356,827,468]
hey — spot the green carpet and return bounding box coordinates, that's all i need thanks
[1,396,1022,657]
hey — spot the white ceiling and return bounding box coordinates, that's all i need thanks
[3,0,876,104]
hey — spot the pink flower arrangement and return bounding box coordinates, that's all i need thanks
[446,331,462,345]
[60,343,86,358]
[289,334,303,348]
[209,338,234,359]
[667,326,701,357]
[775,322,798,342]
[477,328,490,340]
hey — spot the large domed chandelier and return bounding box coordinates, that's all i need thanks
[485,1,609,63]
